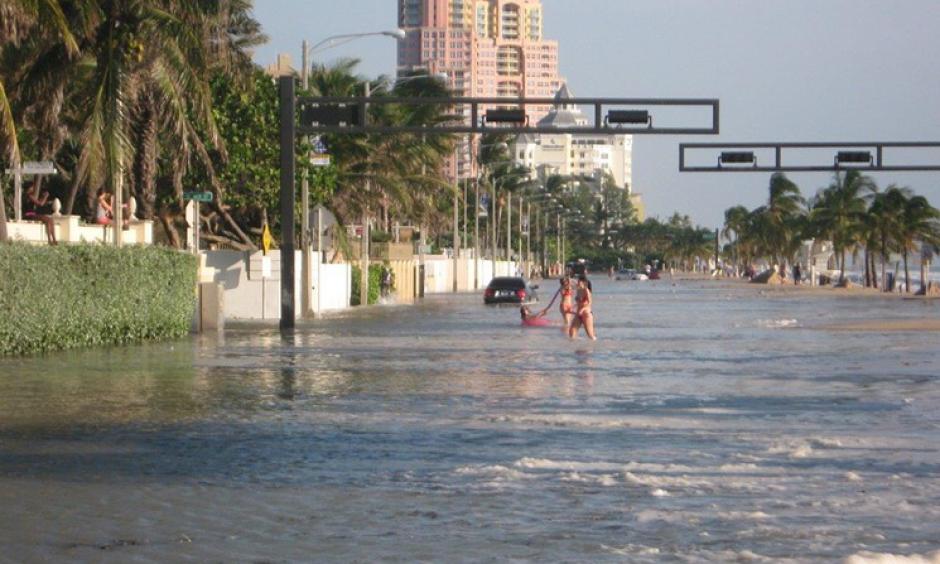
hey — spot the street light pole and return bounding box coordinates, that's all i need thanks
[474,173,480,289]
[360,81,371,307]
[453,147,459,292]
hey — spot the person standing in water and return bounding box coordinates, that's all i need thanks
[558,277,576,334]
[568,275,596,340]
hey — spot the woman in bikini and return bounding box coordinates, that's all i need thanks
[558,276,575,334]
[568,275,596,340]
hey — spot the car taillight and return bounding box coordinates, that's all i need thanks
[485,288,495,297]
[516,289,526,299]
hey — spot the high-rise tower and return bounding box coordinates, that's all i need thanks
[398,0,564,178]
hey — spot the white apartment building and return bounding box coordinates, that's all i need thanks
[510,85,634,192]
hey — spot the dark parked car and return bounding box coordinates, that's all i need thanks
[484,277,539,305]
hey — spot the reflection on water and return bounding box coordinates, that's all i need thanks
[1,279,939,562]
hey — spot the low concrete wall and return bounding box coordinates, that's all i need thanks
[201,250,352,320]
[7,215,154,245]
[422,257,515,294]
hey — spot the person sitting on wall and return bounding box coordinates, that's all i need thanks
[23,186,58,246]
[95,188,130,229]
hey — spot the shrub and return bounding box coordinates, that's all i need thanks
[350,264,382,306]
[0,243,198,356]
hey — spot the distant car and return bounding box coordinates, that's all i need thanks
[566,259,588,278]
[484,277,539,305]
[616,268,648,281]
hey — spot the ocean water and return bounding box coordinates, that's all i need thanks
[1,279,939,563]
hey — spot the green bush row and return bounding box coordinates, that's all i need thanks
[350,264,382,306]
[0,243,198,356]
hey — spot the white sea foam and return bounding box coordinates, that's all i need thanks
[601,544,661,556]
[559,472,618,486]
[650,488,670,497]
[716,510,772,521]
[845,471,863,482]
[453,464,529,482]
[755,318,799,328]
[844,551,940,564]
[514,457,623,472]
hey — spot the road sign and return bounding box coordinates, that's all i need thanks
[310,154,331,167]
[5,161,57,175]
[262,223,273,255]
[183,191,213,203]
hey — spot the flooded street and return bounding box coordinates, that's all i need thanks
[1,278,939,563]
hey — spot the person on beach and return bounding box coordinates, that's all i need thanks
[793,263,802,285]
[568,275,596,340]
[23,187,58,246]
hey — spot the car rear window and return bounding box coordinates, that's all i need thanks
[488,277,525,290]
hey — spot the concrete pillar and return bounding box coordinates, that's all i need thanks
[199,282,225,332]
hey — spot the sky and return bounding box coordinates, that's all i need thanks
[250,0,940,228]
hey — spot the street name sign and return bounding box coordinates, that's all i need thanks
[183,191,213,202]
[5,161,57,175]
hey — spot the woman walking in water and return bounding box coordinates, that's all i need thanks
[558,277,576,334]
[568,275,596,340]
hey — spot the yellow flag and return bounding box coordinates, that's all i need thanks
[262,223,273,255]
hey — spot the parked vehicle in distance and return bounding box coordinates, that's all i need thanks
[566,259,588,278]
[484,277,539,304]
[616,268,648,281]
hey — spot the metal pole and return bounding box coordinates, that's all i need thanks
[526,201,531,278]
[462,179,468,251]
[278,76,296,330]
[301,40,308,91]
[453,148,459,292]
[491,184,497,279]
[360,82,371,307]
[361,209,369,305]
[517,196,524,277]
[556,213,561,268]
[470,135,477,289]
[316,206,323,316]
[301,171,311,317]
[562,218,566,267]
[300,40,312,318]
[474,174,480,290]
[506,191,512,274]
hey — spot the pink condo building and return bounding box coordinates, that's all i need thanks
[398,0,564,178]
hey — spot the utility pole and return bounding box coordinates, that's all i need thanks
[278,76,296,329]
[506,192,511,274]
[491,185,497,279]
[473,175,480,290]
[453,150,459,293]
[300,40,312,317]
[360,81,371,307]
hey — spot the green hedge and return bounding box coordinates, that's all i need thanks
[350,264,382,306]
[0,243,198,356]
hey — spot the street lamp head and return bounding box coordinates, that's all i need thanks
[385,29,407,40]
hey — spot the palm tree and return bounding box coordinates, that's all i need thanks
[808,170,875,284]
[722,205,749,272]
[867,185,909,291]
[0,0,81,242]
[761,173,805,268]
[897,194,940,292]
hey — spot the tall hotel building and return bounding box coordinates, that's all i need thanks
[397,0,564,179]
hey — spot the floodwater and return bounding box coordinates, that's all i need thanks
[1,279,939,563]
